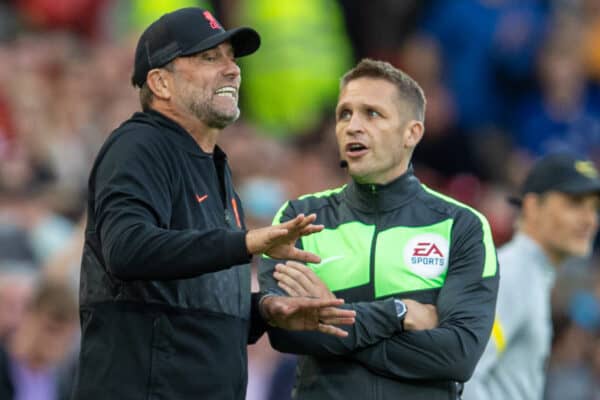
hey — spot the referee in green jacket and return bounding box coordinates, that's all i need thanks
[259,59,500,400]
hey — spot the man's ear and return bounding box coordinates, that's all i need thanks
[146,69,171,100]
[404,120,424,148]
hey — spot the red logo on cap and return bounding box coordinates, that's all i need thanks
[203,11,222,30]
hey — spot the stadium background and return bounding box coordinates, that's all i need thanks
[0,0,599,398]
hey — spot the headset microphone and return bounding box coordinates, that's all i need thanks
[339,160,348,168]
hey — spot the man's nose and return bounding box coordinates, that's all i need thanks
[346,114,364,135]
[223,58,241,79]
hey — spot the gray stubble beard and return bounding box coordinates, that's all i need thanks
[188,97,240,129]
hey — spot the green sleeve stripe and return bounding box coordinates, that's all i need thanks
[298,184,346,200]
[271,201,291,225]
[272,185,346,225]
[421,185,498,278]
[262,201,291,260]
[265,185,346,260]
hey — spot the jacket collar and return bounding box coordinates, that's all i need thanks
[133,109,227,160]
[343,166,422,213]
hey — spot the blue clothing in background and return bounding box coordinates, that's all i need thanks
[514,86,600,157]
[423,0,546,131]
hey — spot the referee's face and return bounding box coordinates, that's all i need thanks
[335,77,423,185]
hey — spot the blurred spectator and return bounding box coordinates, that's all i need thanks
[589,334,600,399]
[246,335,283,400]
[336,0,430,62]
[0,2,18,40]
[569,290,600,332]
[0,165,74,267]
[0,280,78,400]
[0,92,15,159]
[266,355,296,400]
[467,181,516,246]
[0,263,36,344]
[237,0,352,137]
[514,14,600,159]
[544,314,597,400]
[127,0,212,32]
[15,0,110,40]
[238,177,287,227]
[581,0,600,82]
[43,217,85,290]
[0,226,35,265]
[544,285,600,400]
[422,0,546,132]
[399,35,479,179]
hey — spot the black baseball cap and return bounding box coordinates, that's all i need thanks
[131,7,260,87]
[509,153,600,206]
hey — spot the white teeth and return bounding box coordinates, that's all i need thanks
[349,144,366,151]
[215,86,237,97]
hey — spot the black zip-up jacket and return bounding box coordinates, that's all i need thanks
[73,110,265,400]
[259,171,500,400]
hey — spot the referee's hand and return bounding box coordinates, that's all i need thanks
[402,299,438,331]
[273,261,336,300]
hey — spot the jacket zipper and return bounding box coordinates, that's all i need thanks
[209,156,233,229]
[368,183,381,400]
[369,183,380,298]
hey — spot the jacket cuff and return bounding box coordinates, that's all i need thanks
[248,292,268,344]
[224,230,252,266]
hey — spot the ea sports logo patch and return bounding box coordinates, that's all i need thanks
[403,234,449,278]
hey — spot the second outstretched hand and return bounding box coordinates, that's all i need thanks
[274,261,335,300]
[274,260,439,331]
[260,296,356,338]
[246,214,324,264]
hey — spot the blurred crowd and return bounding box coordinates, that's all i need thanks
[0,0,599,399]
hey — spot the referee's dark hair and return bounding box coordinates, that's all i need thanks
[340,58,426,123]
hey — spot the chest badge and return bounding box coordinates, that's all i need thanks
[403,233,449,278]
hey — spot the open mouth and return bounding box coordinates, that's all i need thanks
[345,142,368,157]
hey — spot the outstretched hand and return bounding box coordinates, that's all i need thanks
[260,296,355,338]
[273,261,439,331]
[274,261,335,300]
[246,214,324,263]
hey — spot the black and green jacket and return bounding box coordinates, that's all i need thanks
[259,168,499,400]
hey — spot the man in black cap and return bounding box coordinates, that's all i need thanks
[463,153,600,400]
[72,8,355,400]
